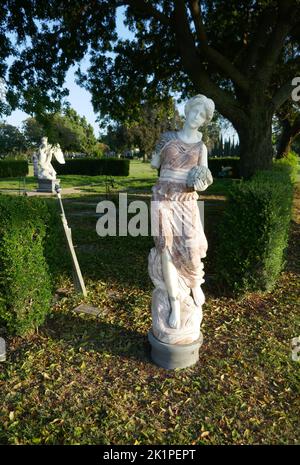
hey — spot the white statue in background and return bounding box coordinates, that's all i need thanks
[36,136,65,180]
[148,94,214,345]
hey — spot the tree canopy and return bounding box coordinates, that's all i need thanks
[104,97,182,160]
[23,107,101,155]
[1,1,299,175]
[0,123,27,157]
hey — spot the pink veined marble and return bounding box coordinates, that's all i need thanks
[148,131,209,345]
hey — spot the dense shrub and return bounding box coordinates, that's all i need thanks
[208,157,240,178]
[0,159,28,178]
[273,151,299,183]
[34,197,72,286]
[0,196,71,336]
[52,157,130,176]
[214,156,297,295]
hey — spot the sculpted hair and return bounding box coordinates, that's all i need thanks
[184,94,215,123]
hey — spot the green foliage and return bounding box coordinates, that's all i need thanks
[208,157,240,178]
[0,123,27,157]
[103,98,182,159]
[215,158,296,294]
[0,159,28,177]
[1,1,299,178]
[273,151,299,183]
[23,108,100,155]
[52,158,130,176]
[22,117,45,146]
[0,196,52,335]
[88,142,106,158]
[0,195,71,336]
[37,108,98,153]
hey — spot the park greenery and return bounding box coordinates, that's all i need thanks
[0,155,299,444]
[0,1,299,176]
[0,107,105,159]
[0,99,223,161]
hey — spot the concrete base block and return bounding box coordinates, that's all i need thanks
[37,179,60,193]
[148,329,203,370]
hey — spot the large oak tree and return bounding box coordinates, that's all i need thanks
[1,0,299,177]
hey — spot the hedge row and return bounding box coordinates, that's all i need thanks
[214,152,298,295]
[208,157,240,178]
[0,160,29,178]
[52,157,130,176]
[0,196,70,336]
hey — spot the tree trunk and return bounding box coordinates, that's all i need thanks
[276,116,300,159]
[238,109,274,178]
[276,119,292,159]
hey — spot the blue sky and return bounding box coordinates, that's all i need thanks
[4,7,237,142]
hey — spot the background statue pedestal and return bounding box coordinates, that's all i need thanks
[148,329,203,369]
[37,179,60,193]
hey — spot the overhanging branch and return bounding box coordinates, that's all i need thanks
[256,0,297,84]
[173,0,247,127]
[187,0,249,93]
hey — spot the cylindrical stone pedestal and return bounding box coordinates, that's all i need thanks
[148,329,203,369]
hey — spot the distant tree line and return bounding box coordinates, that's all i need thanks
[210,137,240,158]
[0,107,105,159]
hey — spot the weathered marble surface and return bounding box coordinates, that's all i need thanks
[148,247,204,345]
[148,94,215,348]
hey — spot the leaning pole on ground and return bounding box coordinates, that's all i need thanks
[147,94,215,369]
[55,184,87,297]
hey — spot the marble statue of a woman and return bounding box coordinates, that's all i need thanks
[148,94,214,368]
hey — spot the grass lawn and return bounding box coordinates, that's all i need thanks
[0,160,238,197]
[0,165,299,445]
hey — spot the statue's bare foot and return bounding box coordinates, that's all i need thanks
[192,286,205,307]
[168,298,181,329]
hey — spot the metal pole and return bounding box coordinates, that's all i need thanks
[54,183,87,297]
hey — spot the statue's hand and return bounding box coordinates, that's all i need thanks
[187,165,213,191]
[194,178,205,191]
[150,152,161,169]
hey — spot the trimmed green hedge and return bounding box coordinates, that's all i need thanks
[0,196,70,336]
[52,157,130,176]
[208,157,240,178]
[214,155,297,295]
[0,159,28,178]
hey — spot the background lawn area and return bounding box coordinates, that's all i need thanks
[0,160,238,197]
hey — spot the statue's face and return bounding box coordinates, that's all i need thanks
[41,137,48,145]
[186,104,206,129]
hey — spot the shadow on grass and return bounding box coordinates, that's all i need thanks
[43,311,151,364]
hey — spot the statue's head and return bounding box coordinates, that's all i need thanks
[184,94,215,129]
[41,136,48,145]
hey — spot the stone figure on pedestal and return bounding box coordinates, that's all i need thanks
[148,94,214,369]
[35,136,65,192]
